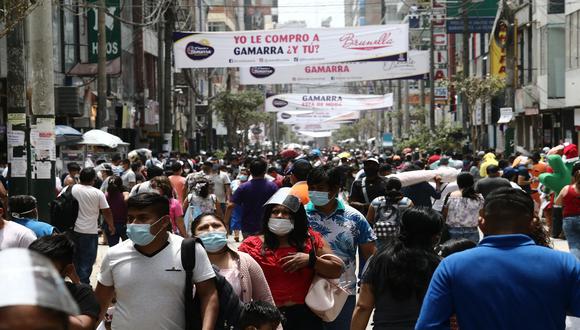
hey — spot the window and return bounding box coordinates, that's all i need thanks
[519,27,524,86]
[208,22,227,31]
[62,0,79,72]
[568,11,580,70]
[548,0,564,14]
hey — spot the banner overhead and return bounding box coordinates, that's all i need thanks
[277,111,360,124]
[240,50,429,85]
[173,24,409,68]
[266,93,393,112]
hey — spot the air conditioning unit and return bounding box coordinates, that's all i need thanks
[55,86,82,117]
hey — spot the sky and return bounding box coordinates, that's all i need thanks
[277,0,345,28]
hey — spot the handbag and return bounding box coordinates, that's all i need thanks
[304,235,348,322]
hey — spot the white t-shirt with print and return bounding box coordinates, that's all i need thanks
[71,184,110,234]
[97,234,215,330]
[0,220,37,249]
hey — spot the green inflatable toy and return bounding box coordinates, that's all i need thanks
[539,155,571,196]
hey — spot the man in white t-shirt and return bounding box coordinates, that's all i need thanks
[69,168,115,284]
[213,165,231,214]
[120,159,136,189]
[95,193,218,329]
[0,199,37,249]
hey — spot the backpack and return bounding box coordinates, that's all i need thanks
[181,238,243,330]
[49,185,79,232]
[373,199,402,240]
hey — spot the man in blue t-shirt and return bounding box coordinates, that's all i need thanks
[9,195,56,237]
[225,158,278,237]
[416,187,580,330]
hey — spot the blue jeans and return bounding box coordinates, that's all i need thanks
[563,216,580,260]
[104,223,127,247]
[323,295,356,330]
[73,232,98,284]
[448,227,480,244]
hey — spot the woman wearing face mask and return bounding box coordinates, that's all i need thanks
[238,188,343,330]
[191,212,274,304]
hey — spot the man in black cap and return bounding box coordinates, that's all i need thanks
[349,158,388,215]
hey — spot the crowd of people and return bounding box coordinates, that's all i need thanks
[1,144,580,330]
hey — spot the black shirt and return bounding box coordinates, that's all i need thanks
[474,176,512,199]
[65,282,100,319]
[350,177,388,204]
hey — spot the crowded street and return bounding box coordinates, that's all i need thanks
[2,0,580,330]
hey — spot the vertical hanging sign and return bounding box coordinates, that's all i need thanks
[87,0,121,63]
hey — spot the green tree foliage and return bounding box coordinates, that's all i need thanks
[400,123,465,151]
[210,90,268,150]
[443,75,505,108]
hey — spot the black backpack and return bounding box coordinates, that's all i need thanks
[181,238,243,330]
[49,185,79,232]
[373,199,402,240]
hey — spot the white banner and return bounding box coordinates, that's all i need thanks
[297,131,333,138]
[277,111,360,124]
[241,50,428,85]
[266,93,393,112]
[173,25,409,68]
[291,123,341,131]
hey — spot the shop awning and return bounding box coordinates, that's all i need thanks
[497,107,514,124]
[67,58,121,77]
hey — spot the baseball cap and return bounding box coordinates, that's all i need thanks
[264,187,301,213]
[0,249,79,315]
[285,158,311,175]
[364,158,380,165]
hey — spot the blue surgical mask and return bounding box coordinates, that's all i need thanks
[309,190,331,206]
[199,231,228,253]
[127,217,164,246]
[238,175,248,181]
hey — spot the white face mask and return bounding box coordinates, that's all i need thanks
[268,218,294,236]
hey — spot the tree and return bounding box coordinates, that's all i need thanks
[1,0,42,38]
[211,90,269,151]
[443,75,505,150]
[400,123,465,151]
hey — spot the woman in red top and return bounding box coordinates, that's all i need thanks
[555,170,580,259]
[239,188,343,330]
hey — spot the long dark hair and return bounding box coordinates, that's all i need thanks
[107,175,124,194]
[456,172,479,200]
[262,204,309,252]
[192,177,211,199]
[366,207,443,301]
[383,177,403,203]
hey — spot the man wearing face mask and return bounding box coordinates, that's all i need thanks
[349,158,388,215]
[30,234,100,330]
[95,192,219,330]
[306,166,377,330]
[9,195,56,237]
